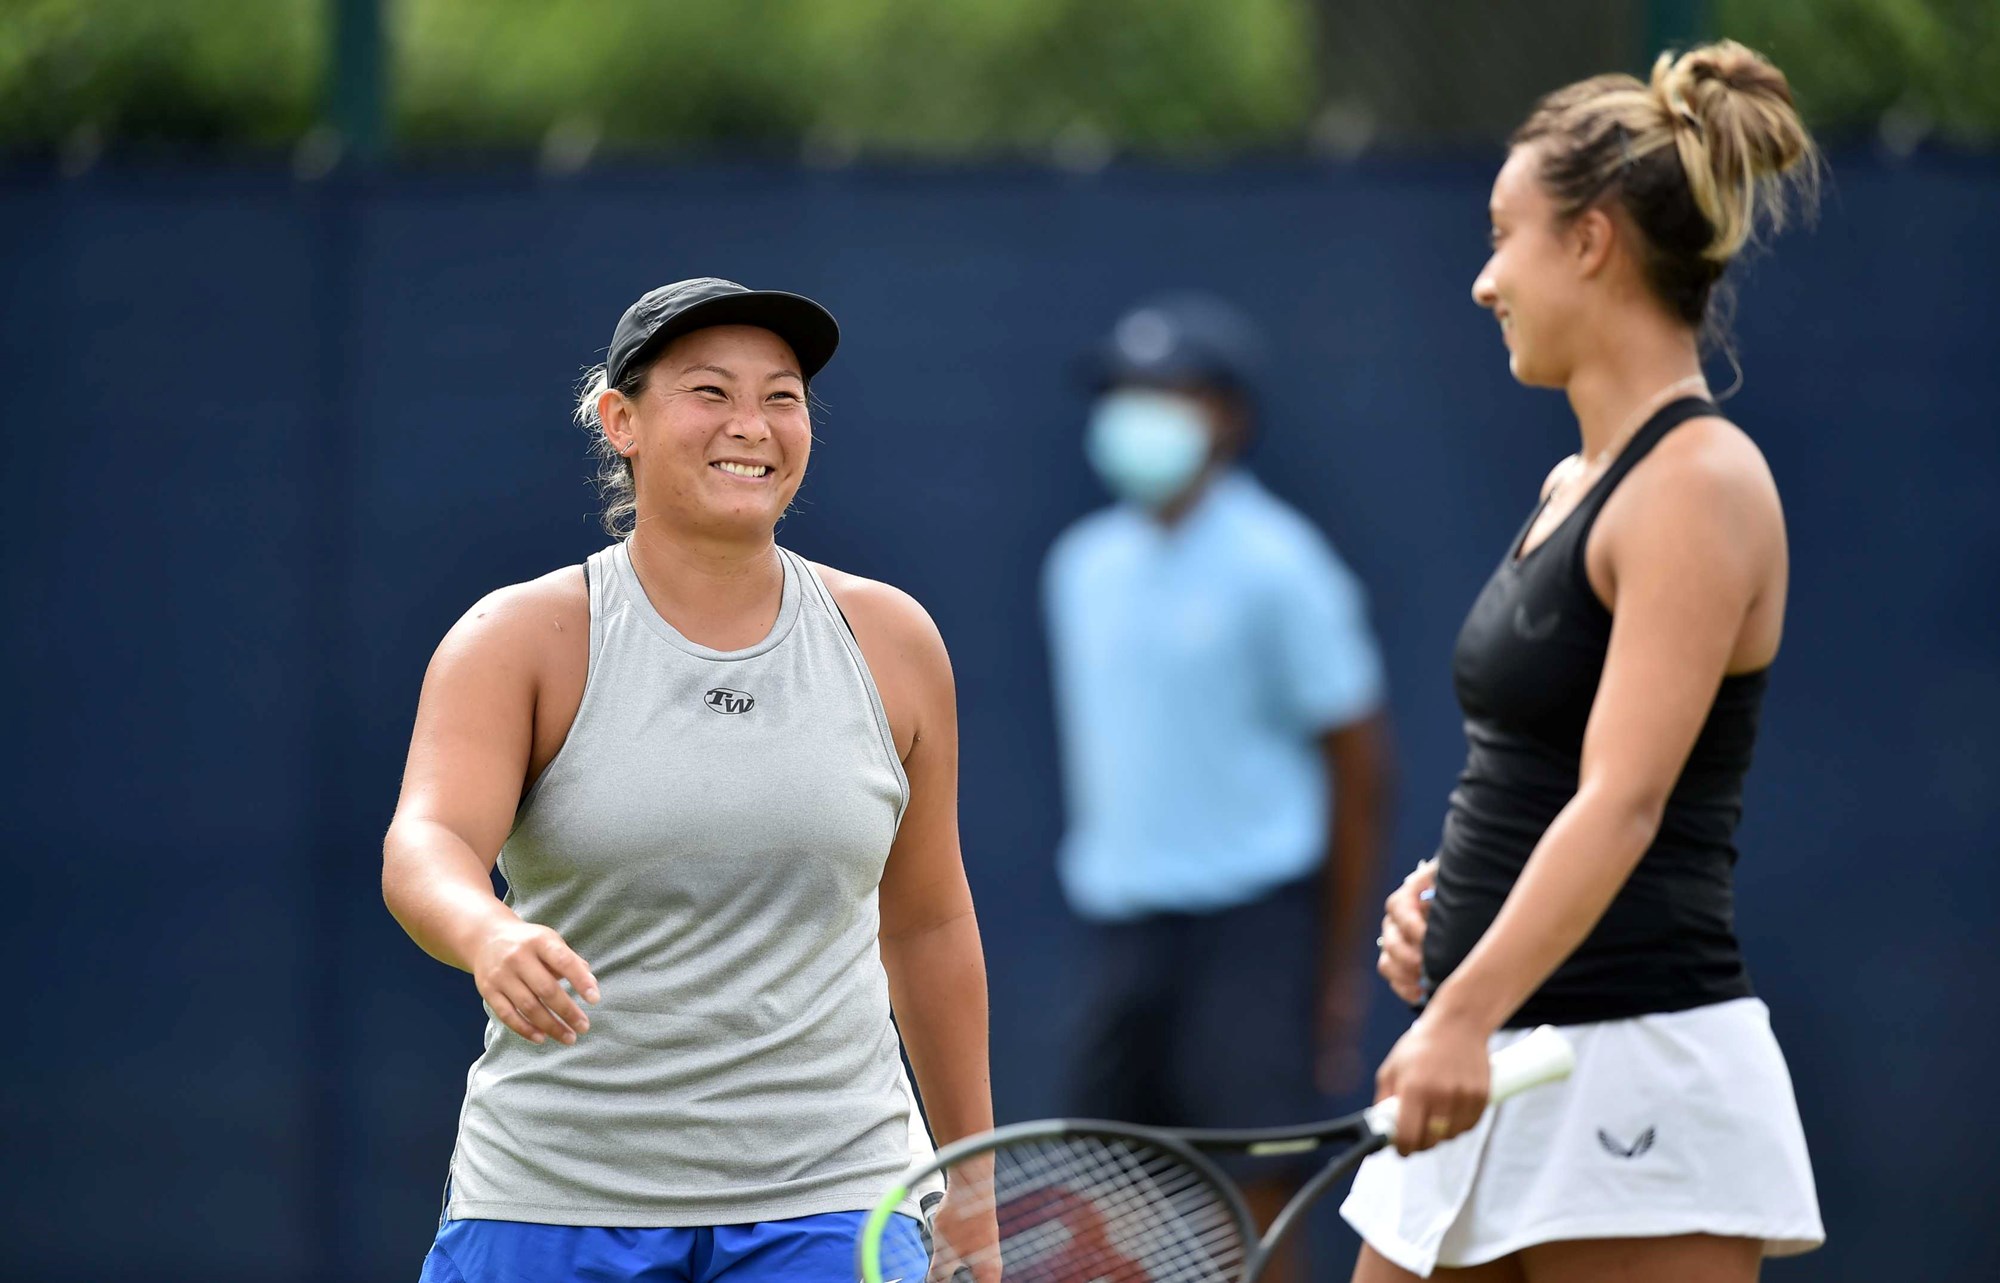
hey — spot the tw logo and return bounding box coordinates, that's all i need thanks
[704,688,755,715]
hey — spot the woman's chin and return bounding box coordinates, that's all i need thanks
[1506,350,1562,390]
[711,509,782,538]
[704,494,793,537]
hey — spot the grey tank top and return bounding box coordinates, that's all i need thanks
[445,542,938,1227]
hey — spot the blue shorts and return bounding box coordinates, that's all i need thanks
[418,1209,927,1283]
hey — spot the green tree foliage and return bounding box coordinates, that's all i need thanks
[1715,0,2000,144]
[0,0,317,148]
[392,0,1314,154]
[0,0,1992,155]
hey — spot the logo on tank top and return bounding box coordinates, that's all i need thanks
[704,688,755,715]
[1596,1126,1656,1158]
[1512,602,1562,641]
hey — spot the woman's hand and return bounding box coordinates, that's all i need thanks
[1377,859,1436,1005]
[471,919,600,1046]
[1373,1008,1492,1156]
[927,1174,1001,1283]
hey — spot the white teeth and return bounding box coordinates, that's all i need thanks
[714,461,770,478]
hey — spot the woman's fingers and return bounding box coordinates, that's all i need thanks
[1380,914,1421,973]
[1414,1078,1490,1153]
[1375,1056,1417,1156]
[1385,885,1427,946]
[525,970,591,1041]
[538,935,601,1006]
[925,1240,969,1283]
[1390,1082,1469,1156]
[508,980,584,1044]
[1391,1087,1433,1156]
[1376,861,1437,1005]
[1391,1088,1494,1153]
[472,923,601,1046]
[1385,862,1432,937]
[486,989,548,1045]
[1449,1084,1490,1141]
[1376,951,1417,1005]
[1375,1019,1491,1156]
[1377,916,1424,1004]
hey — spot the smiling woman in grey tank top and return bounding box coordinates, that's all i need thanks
[382,279,995,1283]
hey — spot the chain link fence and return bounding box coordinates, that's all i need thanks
[2,0,1994,167]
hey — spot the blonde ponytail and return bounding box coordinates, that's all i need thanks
[574,362,642,538]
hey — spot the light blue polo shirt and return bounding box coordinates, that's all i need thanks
[1044,471,1384,921]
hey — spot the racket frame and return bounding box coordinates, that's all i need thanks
[859,1025,1576,1282]
[859,1111,1381,1282]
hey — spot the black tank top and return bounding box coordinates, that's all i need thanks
[1422,398,1763,1026]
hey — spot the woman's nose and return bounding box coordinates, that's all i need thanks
[1471,262,1499,308]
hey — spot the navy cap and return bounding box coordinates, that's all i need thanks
[607,277,840,387]
[1095,292,1264,394]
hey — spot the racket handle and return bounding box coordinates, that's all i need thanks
[920,1189,976,1282]
[1364,1024,1575,1137]
[1488,1024,1576,1102]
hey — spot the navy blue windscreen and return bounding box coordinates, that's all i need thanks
[2,155,1995,1282]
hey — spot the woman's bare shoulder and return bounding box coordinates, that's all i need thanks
[1637,415,1780,509]
[809,560,953,722]
[812,564,942,649]
[431,563,589,673]
[1601,414,1783,569]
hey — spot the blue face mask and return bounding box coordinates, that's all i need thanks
[1084,390,1212,508]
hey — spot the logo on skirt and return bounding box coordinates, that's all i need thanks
[1597,1126,1656,1158]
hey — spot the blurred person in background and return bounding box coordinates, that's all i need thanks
[381,279,996,1283]
[1042,292,1392,1283]
[1345,42,1826,1283]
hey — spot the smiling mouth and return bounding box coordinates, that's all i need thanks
[711,461,773,479]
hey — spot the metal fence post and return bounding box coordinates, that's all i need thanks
[327,0,387,163]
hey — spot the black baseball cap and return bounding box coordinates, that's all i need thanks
[1092,292,1264,394]
[606,277,840,387]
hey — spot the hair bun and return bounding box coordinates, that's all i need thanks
[1657,42,1806,167]
[1648,40,1819,262]
[1678,40,1784,92]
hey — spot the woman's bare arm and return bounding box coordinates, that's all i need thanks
[382,573,599,1046]
[829,572,993,1147]
[1379,427,1782,1152]
[1428,432,1779,1033]
[829,569,999,1281]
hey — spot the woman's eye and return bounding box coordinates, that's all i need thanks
[695,385,726,398]
[768,390,800,403]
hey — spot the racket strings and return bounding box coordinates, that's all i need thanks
[939,1134,1250,1281]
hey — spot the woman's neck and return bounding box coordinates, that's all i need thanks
[625,519,784,649]
[1564,321,1707,463]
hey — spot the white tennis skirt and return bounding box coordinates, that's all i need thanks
[1341,997,1824,1277]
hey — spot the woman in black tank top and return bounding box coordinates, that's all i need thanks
[1350,42,1826,1283]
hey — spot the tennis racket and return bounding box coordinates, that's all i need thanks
[857,1024,1574,1283]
